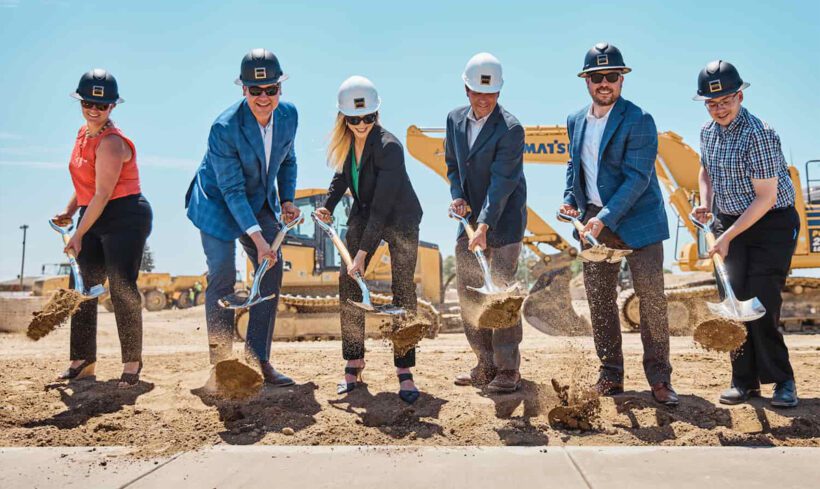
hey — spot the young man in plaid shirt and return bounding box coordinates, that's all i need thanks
[692,60,800,408]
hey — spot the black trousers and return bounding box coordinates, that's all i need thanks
[70,194,153,363]
[714,207,799,387]
[339,216,419,368]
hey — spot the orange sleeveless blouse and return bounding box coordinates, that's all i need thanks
[68,124,141,206]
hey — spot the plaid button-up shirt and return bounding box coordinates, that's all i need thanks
[700,107,795,216]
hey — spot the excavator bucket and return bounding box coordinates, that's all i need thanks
[521,250,592,336]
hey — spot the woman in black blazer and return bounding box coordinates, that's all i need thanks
[316,76,423,404]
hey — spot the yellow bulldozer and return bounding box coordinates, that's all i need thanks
[234,188,446,341]
[31,269,207,313]
[405,125,820,334]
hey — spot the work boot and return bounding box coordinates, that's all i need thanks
[771,380,798,408]
[719,385,761,405]
[593,378,624,396]
[651,382,679,406]
[486,370,521,393]
[454,364,496,387]
[260,362,295,387]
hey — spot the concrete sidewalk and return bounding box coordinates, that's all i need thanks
[1,446,818,488]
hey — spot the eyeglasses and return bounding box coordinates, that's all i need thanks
[345,113,378,125]
[705,92,738,111]
[80,100,111,111]
[588,72,621,84]
[247,84,280,97]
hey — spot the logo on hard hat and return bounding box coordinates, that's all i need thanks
[354,97,366,109]
[596,54,609,66]
[254,67,267,80]
[480,74,492,85]
[708,80,723,93]
[92,86,105,97]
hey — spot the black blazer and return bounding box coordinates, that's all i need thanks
[324,125,423,253]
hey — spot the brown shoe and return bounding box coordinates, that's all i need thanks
[651,382,679,406]
[593,378,624,396]
[454,364,496,386]
[486,370,521,393]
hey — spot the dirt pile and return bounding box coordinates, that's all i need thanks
[476,293,524,329]
[26,289,87,341]
[213,359,263,399]
[381,314,431,356]
[694,318,747,352]
[547,377,601,431]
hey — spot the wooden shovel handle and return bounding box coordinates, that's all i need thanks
[331,233,354,269]
[704,231,726,268]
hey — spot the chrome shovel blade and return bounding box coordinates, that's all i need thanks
[84,284,107,300]
[706,297,766,323]
[219,290,277,310]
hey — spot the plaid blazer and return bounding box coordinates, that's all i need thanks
[185,99,298,241]
[563,97,668,249]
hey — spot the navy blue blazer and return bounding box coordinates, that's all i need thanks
[185,99,298,241]
[563,97,668,249]
[445,104,527,247]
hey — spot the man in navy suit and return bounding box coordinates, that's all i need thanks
[560,43,678,406]
[186,49,299,386]
[446,53,527,393]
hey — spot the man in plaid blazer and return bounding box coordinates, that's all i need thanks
[559,43,677,406]
[186,49,299,387]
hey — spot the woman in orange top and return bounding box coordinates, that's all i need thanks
[52,69,153,388]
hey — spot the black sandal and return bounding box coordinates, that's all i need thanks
[398,372,420,404]
[57,359,96,381]
[118,361,143,388]
[337,366,364,395]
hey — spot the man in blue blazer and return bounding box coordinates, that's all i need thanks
[186,49,299,386]
[447,53,527,393]
[559,43,677,406]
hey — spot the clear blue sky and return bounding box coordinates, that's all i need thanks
[1,0,818,280]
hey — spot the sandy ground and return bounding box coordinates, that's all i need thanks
[1,305,819,458]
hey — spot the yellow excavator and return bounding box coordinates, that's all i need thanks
[234,188,445,341]
[406,125,820,334]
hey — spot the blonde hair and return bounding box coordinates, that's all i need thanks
[326,112,379,172]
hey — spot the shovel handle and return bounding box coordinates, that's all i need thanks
[704,231,727,269]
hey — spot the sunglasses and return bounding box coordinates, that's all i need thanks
[588,72,621,84]
[247,84,280,97]
[345,113,378,125]
[80,100,111,111]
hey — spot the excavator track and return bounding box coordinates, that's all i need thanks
[619,277,820,335]
[234,292,441,342]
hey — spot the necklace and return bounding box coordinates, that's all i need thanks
[86,120,113,139]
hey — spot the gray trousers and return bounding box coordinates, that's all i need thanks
[582,205,672,385]
[455,236,522,371]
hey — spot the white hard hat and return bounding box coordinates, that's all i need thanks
[337,75,381,116]
[462,52,504,93]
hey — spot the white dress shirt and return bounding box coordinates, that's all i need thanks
[467,110,491,150]
[245,116,274,236]
[580,105,612,207]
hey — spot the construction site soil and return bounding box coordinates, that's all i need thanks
[26,289,86,341]
[2,304,819,458]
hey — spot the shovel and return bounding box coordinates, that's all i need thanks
[48,220,106,299]
[689,212,766,322]
[311,211,406,317]
[448,210,521,297]
[556,212,632,264]
[219,210,304,309]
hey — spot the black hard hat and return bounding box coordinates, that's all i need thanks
[235,48,289,86]
[70,69,124,104]
[693,60,750,101]
[578,42,631,77]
